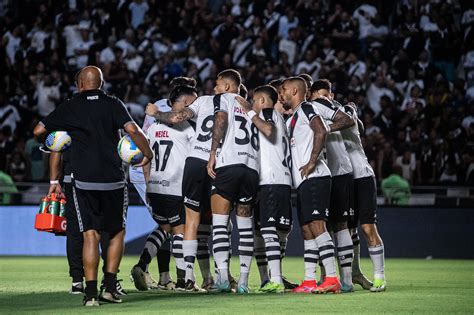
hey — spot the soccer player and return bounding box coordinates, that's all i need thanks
[340,103,387,292]
[34,66,152,306]
[207,69,259,294]
[132,85,198,291]
[235,85,291,293]
[279,77,341,294]
[309,79,357,292]
[129,77,197,291]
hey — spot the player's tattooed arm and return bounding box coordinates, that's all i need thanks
[300,116,328,179]
[329,109,355,132]
[236,96,276,141]
[145,103,194,124]
[207,111,228,178]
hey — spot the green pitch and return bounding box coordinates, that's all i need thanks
[1,257,473,314]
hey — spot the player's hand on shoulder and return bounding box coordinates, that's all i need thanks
[145,103,158,117]
[299,160,316,179]
[235,95,252,113]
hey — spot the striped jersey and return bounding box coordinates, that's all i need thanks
[258,108,292,186]
[186,95,215,161]
[287,101,331,188]
[311,98,353,176]
[146,120,194,196]
[214,92,259,173]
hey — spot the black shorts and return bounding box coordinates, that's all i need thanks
[349,176,377,227]
[72,186,128,233]
[182,157,212,216]
[211,165,259,205]
[148,193,185,227]
[329,173,354,224]
[296,176,331,225]
[257,185,292,231]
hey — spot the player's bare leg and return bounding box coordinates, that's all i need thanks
[83,230,101,300]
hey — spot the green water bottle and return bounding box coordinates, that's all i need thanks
[39,196,50,214]
[59,198,66,217]
[48,194,60,216]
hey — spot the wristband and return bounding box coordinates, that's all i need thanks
[50,180,59,185]
[247,110,257,119]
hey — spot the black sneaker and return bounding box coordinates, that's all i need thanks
[70,282,84,295]
[83,296,100,307]
[175,278,186,291]
[116,279,127,295]
[99,290,123,303]
[282,276,298,290]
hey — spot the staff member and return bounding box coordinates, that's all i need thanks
[34,66,152,306]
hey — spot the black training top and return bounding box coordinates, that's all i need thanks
[41,89,133,190]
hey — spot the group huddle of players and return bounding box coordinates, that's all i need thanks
[128,69,386,296]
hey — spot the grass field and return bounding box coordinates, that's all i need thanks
[0,257,473,314]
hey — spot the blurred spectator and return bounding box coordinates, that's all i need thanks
[6,151,28,182]
[0,0,471,188]
[0,170,18,204]
[395,149,417,184]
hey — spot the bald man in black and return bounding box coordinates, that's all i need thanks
[34,66,152,306]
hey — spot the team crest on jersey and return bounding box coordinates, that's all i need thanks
[325,208,329,217]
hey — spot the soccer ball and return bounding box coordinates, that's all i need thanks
[117,135,143,165]
[45,131,72,152]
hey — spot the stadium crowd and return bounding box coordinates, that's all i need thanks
[0,0,473,187]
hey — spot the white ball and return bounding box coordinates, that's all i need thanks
[45,131,72,152]
[117,135,143,164]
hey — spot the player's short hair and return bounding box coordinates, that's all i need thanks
[254,85,278,105]
[311,79,332,93]
[169,84,197,103]
[268,78,284,89]
[217,69,242,87]
[239,84,248,99]
[298,73,313,90]
[170,76,197,90]
[283,76,307,94]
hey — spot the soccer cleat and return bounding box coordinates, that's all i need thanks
[130,265,148,291]
[292,280,318,293]
[312,276,341,294]
[236,284,250,294]
[158,280,176,290]
[260,279,270,289]
[83,296,100,307]
[184,280,206,292]
[258,281,285,293]
[208,280,232,293]
[175,278,186,291]
[116,279,127,295]
[353,273,373,290]
[69,282,84,295]
[229,275,238,293]
[99,290,122,303]
[282,276,298,290]
[370,278,386,292]
[341,283,354,293]
[201,279,215,291]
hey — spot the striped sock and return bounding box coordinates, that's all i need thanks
[304,239,318,280]
[212,214,230,282]
[197,224,212,283]
[261,226,282,284]
[315,232,337,277]
[172,234,185,281]
[350,228,363,275]
[369,244,385,280]
[236,216,254,287]
[183,240,197,282]
[335,229,354,286]
[277,230,289,259]
[138,226,168,271]
[254,233,269,284]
